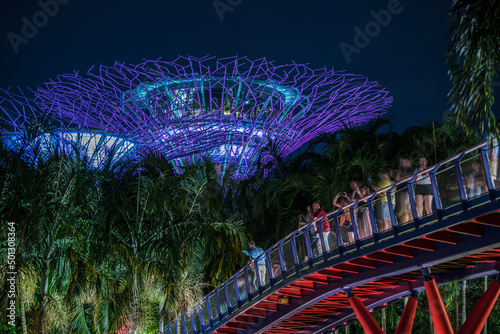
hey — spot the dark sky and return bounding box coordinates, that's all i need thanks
[0,0,464,132]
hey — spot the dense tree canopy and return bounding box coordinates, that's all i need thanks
[0,126,247,333]
[447,0,500,139]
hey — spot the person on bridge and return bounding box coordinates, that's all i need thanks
[414,156,433,218]
[351,185,372,239]
[348,180,363,202]
[394,157,413,225]
[245,241,267,289]
[307,201,330,255]
[490,137,499,186]
[468,161,487,198]
[333,192,355,245]
[297,215,310,262]
[371,170,396,232]
[348,180,371,239]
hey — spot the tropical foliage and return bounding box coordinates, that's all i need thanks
[446,0,500,139]
[0,127,247,333]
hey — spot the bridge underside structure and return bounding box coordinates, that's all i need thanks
[160,142,500,334]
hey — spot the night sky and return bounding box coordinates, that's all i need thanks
[0,0,473,132]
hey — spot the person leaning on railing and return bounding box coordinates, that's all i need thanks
[243,241,266,289]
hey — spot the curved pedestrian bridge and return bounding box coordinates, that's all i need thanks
[159,142,500,334]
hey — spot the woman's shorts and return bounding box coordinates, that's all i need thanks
[415,184,433,196]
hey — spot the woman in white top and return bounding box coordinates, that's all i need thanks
[414,156,433,218]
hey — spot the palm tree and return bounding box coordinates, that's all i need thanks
[97,151,248,331]
[446,0,500,140]
[439,280,462,330]
[0,132,251,332]
[0,129,114,333]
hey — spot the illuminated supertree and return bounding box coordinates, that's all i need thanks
[1,56,392,177]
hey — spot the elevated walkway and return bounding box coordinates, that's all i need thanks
[160,142,500,334]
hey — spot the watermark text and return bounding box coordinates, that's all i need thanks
[213,0,243,22]
[6,221,17,327]
[7,0,71,54]
[339,0,407,64]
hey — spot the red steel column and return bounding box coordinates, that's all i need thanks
[344,289,384,334]
[394,290,419,334]
[458,280,500,334]
[421,267,455,334]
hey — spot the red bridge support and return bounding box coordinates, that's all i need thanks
[344,289,384,334]
[458,280,500,334]
[421,267,455,334]
[338,274,500,334]
[394,290,419,334]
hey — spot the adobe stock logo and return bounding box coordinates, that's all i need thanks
[7,0,71,54]
[212,0,243,22]
[339,0,407,64]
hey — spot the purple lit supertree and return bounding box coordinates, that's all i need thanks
[1,56,392,177]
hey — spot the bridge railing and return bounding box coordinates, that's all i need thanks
[161,141,499,334]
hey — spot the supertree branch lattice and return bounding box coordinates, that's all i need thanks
[1,56,392,177]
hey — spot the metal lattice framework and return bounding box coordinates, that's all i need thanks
[1,56,392,177]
